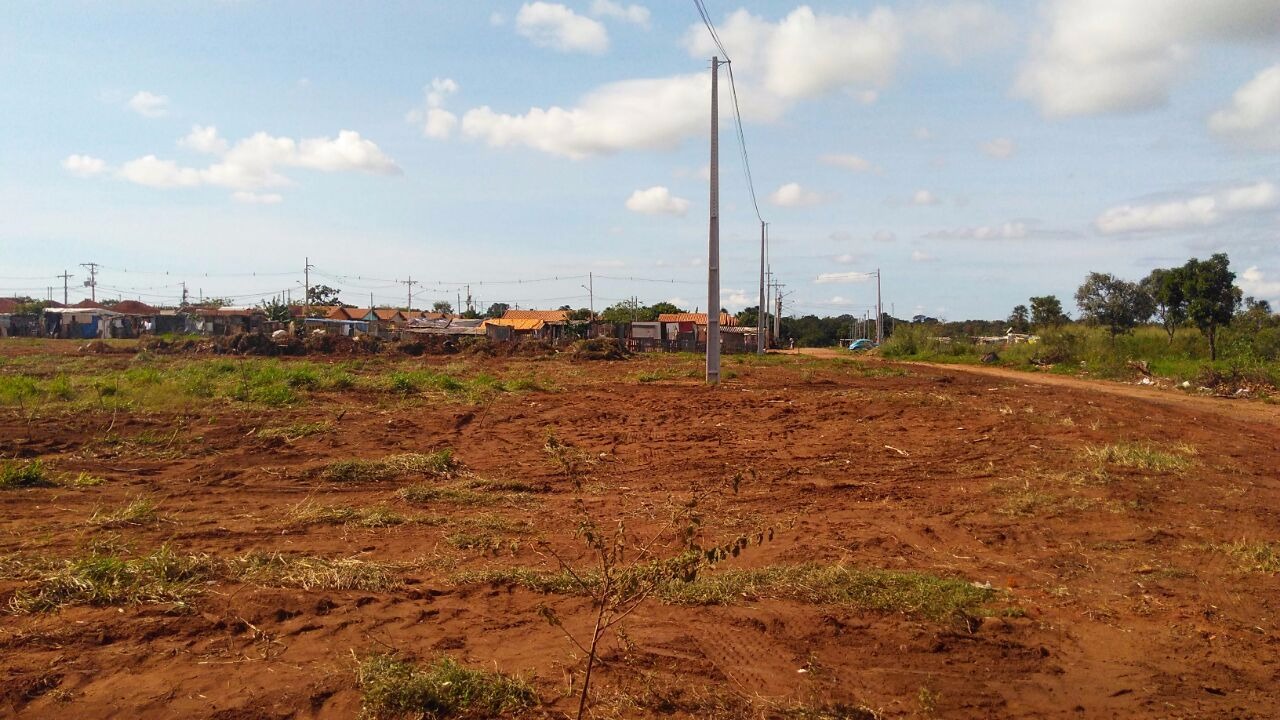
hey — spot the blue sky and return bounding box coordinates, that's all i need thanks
[2,0,1279,319]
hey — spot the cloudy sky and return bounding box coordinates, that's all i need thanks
[3,1,1279,318]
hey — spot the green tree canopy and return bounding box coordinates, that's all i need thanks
[1181,253,1240,360]
[1142,267,1187,344]
[484,302,509,318]
[306,284,341,306]
[1074,273,1154,341]
[1007,304,1030,333]
[1029,295,1068,328]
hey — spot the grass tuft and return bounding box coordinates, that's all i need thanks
[357,654,537,720]
[322,450,459,483]
[0,459,51,489]
[1081,442,1196,472]
[91,497,161,528]
[9,546,210,613]
[257,422,332,441]
[1218,541,1280,573]
[227,553,402,591]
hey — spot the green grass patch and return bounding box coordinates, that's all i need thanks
[8,546,210,613]
[0,459,51,489]
[321,450,459,483]
[453,563,999,622]
[357,653,537,720]
[1081,442,1195,472]
[1218,541,1280,573]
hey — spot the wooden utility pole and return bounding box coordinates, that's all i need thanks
[399,276,419,310]
[706,56,721,384]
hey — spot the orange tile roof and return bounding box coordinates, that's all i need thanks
[657,312,738,326]
[0,298,19,313]
[484,318,546,331]
[502,309,570,323]
[370,308,402,321]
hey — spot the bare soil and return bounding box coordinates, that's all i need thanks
[2,343,1279,718]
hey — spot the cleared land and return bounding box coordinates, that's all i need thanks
[2,341,1279,719]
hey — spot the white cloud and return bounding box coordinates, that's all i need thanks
[1240,266,1280,302]
[590,0,650,28]
[833,253,857,264]
[1095,181,1279,234]
[407,79,462,139]
[686,7,901,101]
[911,250,936,262]
[909,1,1014,63]
[820,153,877,172]
[180,125,229,155]
[231,191,284,205]
[981,137,1016,159]
[421,110,458,139]
[815,271,872,285]
[516,2,609,54]
[768,182,826,208]
[110,129,400,197]
[460,74,706,159]
[490,12,506,26]
[62,154,107,178]
[1210,64,1280,150]
[925,222,1028,240]
[872,230,897,243]
[625,186,690,216]
[1016,0,1280,117]
[127,91,169,118]
[911,189,940,206]
[914,127,932,141]
[118,155,203,188]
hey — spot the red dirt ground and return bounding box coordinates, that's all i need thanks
[2,342,1279,718]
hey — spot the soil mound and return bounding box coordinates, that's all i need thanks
[568,337,632,361]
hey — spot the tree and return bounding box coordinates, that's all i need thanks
[1181,253,1240,361]
[484,302,509,318]
[568,307,593,322]
[1029,295,1068,328]
[432,300,454,314]
[258,297,292,323]
[599,298,651,323]
[649,301,682,317]
[1074,272,1154,341]
[1007,305,1030,333]
[736,306,760,328]
[306,284,341,306]
[1239,297,1273,332]
[1142,268,1187,344]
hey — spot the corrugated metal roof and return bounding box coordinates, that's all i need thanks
[502,309,570,323]
[484,318,546,331]
[657,312,738,326]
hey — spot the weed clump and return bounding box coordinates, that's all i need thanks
[91,497,161,528]
[0,459,50,489]
[227,553,402,591]
[1081,442,1195,472]
[322,450,459,483]
[9,546,210,613]
[357,654,537,720]
[1218,541,1280,573]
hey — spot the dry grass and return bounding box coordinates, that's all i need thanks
[1217,541,1280,573]
[8,546,210,613]
[226,553,403,591]
[1081,442,1196,472]
[91,497,162,528]
[321,450,459,483]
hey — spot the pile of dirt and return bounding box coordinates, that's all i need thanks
[463,339,557,358]
[77,340,117,354]
[390,336,463,356]
[568,337,632,361]
[211,333,305,356]
[138,336,204,354]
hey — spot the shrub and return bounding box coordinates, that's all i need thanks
[357,654,537,720]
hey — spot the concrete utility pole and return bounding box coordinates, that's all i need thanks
[875,268,884,345]
[757,221,766,353]
[304,257,314,317]
[57,270,72,305]
[706,56,722,384]
[399,276,419,310]
[181,282,189,307]
[79,262,99,302]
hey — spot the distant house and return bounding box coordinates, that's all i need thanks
[484,317,547,342]
[499,309,573,342]
[188,306,264,336]
[657,312,738,349]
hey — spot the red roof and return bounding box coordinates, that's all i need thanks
[657,312,738,327]
[74,299,107,309]
[0,298,19,313]
[112,300,158,315]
